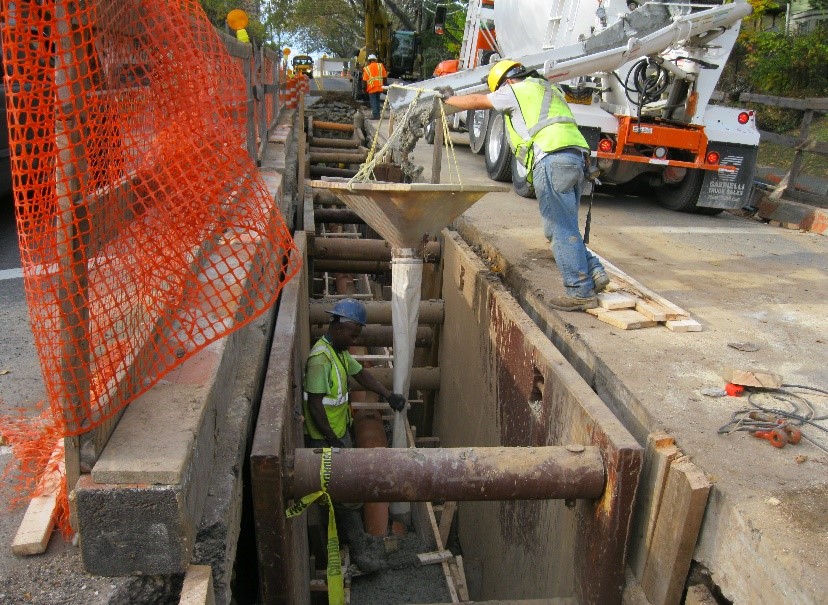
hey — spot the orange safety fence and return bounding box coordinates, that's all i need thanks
[0,0,299,457]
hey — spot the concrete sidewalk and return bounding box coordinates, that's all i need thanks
[407,134,828,605]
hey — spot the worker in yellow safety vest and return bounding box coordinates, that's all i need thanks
[436,60,610,312]
[362,54,388,120]
[302,298,406,573]
[303,298,406,449]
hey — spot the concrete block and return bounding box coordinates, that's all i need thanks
[757,196,828,235]
[78,326,243,575]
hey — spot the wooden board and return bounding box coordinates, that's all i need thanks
[595,253,690,320]
[451,555,471,601]
[665,319,702,333]
[628,433,679,580]
[641,460,712,605]
[179,565,216,605]
[438,501,457,548]
[418,550,454,565]
[12,443,64,555]
[635,301,668,322]
[721,366,782,388]
[596,309,658,330]
[597,292,637,310]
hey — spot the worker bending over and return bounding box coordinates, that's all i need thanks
[303,298,406,572]
[362,54,388,120]
[437,60,609,312]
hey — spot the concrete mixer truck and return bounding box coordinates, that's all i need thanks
[396,0,759,214]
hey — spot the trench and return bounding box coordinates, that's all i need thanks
[246,96,640,605]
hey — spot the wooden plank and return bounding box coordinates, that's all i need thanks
[12,443,65,555]
[665,319,702,333]
[596,309,657,330]
[721,366,782,388]
[452,555,471,602]
[179,565,215,605]
[438,501,457,548]
[641,461,711,605]
[597,292,636,310]
[628,434,679,581]
[739,93,828,111]
[595,253,690,320]
[418,550,454,565]
[635,300,668,322]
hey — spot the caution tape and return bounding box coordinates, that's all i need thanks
[286,448,344,605]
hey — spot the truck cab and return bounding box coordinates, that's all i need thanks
[291,55,314,78]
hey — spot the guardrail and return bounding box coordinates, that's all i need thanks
[739,93,828,204]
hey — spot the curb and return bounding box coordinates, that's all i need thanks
[756,194,828,235]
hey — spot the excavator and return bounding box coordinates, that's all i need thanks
[351,0,419,101]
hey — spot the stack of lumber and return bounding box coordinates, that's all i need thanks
[586,255,702,332]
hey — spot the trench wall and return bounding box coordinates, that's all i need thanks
[435,231,641,603]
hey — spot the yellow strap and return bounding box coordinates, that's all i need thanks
[285,448,344,605]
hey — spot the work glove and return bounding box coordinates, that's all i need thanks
[327,437,347,448]
[434,85,454,101]
[387,393,407,412]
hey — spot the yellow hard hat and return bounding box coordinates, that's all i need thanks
[226,9,249,31]
[487,60,523,92]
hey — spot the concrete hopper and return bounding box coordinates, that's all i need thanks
[311,181,508,252]
[311,179,507,522]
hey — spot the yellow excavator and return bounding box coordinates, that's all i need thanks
[351,0,418,100]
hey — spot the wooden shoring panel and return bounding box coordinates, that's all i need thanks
[251,232,310,605]
[438,232,642,605]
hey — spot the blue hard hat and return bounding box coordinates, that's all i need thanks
[327,298,367,326]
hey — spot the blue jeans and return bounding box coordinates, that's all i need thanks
[533,150,604,298]
[368,92,381,118]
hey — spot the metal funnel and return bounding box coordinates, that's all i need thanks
[311,181,508,251]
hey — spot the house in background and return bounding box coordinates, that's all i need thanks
[789,0,828,32]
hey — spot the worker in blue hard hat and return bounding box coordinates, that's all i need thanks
[303,298,406,450]
[303,297,407,573]
[435,60,609,312]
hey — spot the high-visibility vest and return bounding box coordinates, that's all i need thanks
[362,61,386,94]
[504,78,588,180]
[303,337,352,439]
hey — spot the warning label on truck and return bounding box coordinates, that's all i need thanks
[699,144,759,209]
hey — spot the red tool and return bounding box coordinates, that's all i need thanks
[753,428,788,448]
[725,383,744,397]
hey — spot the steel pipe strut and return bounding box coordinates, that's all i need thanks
[289,446,605,502]
[310,325,433,348]
[309,300,444,325]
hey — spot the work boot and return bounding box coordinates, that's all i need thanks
[547,294,598,312]
[592,270,610,293]
[337,508,386,574]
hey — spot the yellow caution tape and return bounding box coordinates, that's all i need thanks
[286,448,344,605]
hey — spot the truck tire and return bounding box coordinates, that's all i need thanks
[654,168,721,215]
[484,112,513,182]
[467,109,489,155]
[424,120,436,145]
[511,156,535,198]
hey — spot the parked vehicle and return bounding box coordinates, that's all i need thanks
[414,0,759,213]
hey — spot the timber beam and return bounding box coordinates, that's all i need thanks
[309,300,444,325]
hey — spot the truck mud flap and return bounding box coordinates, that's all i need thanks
[698,143,759,209]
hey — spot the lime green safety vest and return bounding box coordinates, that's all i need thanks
[303,337,352,439]
[504,78,589,182]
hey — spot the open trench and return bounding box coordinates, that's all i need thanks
[249,94,641,605]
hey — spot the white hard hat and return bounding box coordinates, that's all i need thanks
[367,54,377,60]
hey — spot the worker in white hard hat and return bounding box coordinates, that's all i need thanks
[434,60,609,312]
[362,53,388,119]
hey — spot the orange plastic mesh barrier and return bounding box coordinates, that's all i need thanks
[1,1,299,437]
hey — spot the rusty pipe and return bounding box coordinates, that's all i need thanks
[309,301,444,325]
[313,238,441,262]
[313,208,365,224]
[311,325,433,348]
[310,136,360,149]
[310,166,358,179]
[312,260,391,274]
[352,411,390,536]
[289,446,605,502]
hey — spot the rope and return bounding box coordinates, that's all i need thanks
[349,85,463,187]
[285,448,345,605]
